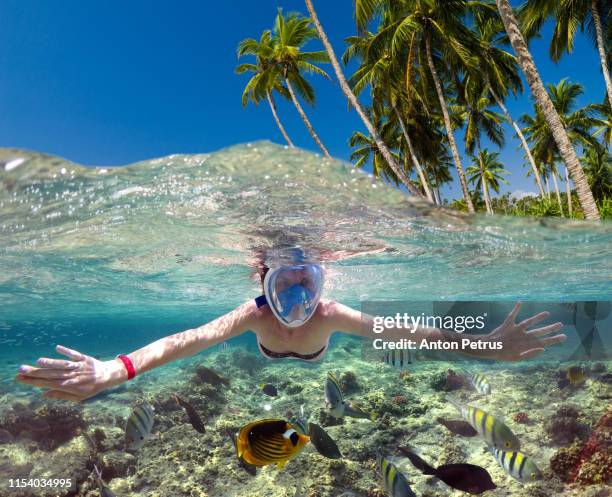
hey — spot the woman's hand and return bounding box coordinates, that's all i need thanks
[15,345,127,402]
[486,303,566,361]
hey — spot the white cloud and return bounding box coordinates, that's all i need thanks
[510,189,537,200]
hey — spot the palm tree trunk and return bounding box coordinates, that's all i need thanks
[266,93,294,148]
[479,151,493,215]
[551,169,564,217]
[424,32,475,213]
[496,0,600,220]
[284,77,331,159]
[435,187,442,205]
[544,175,551,196]
[285,76,332,159]
[303,0,423,197]
[393,106,435,202]
[486,81,546,198]
[592,0,612,109]
[565,165,573,218]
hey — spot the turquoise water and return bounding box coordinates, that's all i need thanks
[0,142,611,496]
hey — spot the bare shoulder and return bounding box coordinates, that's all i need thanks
[316,299,363,334]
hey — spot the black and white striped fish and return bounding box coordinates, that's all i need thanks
[491,448,543,483]
[125,403,155,450]
[382,349,412,368]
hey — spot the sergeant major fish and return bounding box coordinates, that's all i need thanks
[464,371,491,395]
[449,399,520,450]
[491,448,543,483]
[377,452,416,497]
[125,403,155,450]
[382,349,412,369]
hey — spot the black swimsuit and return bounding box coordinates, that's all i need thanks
[257,342,327,361]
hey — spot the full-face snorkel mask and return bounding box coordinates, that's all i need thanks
[255,249,324,328]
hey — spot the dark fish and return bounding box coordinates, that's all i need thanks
[260,383,278,397]
[383,349,412,368]
[437,417,478,437]
[558,378,571,389]
[399,447,496,495]
[226,429,257,476]
[173,394,205,434]
[194,365,230,386]
[308,422,342,459]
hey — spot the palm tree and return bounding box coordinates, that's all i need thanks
[496,0,600,220]
[354,0,479,212]
[520,0,612,109]
[343,32,434,200]
[349,117,406,185]
[304,0,424,197]
[236,32,295,148]
[428,146,454,205]
[582,148,612,202]
[468,12,546,197]
[467,149,509,214]
[521,79,602,216]
[593,101,612,149]
[271,10,332,159]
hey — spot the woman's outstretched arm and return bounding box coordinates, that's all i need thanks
[330,301,565,361]
[15,300,258,401]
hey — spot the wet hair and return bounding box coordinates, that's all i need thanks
[258,266,269,287]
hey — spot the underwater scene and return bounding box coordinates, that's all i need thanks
[0,142,611,497]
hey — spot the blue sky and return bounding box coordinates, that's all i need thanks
[0,0,606,199]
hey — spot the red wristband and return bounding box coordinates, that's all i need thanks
[117,354,136,380]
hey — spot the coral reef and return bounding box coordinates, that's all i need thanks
[544,405,590,446]
[429,369,465,392]
[339,371,360,394]
[513,412,530,424]
[0,401,85,451]
[550,407,612,485]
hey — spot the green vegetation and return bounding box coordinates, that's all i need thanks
[237,1,611,221]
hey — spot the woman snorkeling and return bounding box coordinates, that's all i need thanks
[15,248,566,402]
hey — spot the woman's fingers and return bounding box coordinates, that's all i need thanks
[36,357,78,369]
[526,322,564,338]
[502,303,522,327]
[42,390,83,402]
[519,348,545,360]
[538,334,567,347]
[56,345,85,361]
[517,311,550,330]
[16,374,82,391]
[17,367,76,379]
